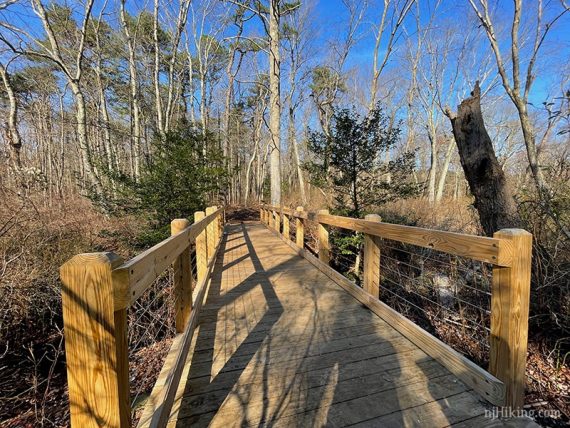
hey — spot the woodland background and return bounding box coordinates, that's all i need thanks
[0,0,569,426]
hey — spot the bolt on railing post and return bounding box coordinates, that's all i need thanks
[171,219,193,333]
[317,209,330,264]
[490,229,532,409]
[283,210,290,241]
[296,206,304,248]
[205,206,217,262]
[59,252,130,427]
[363,214,382,298]
[194,211,207,283]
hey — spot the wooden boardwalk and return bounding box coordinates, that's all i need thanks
[166,222,505,427]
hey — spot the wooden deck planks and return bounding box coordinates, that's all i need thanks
[167,222,504,427]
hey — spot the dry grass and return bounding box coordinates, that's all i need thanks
[0,189,148,427]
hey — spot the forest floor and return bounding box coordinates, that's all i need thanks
[0,198,567,427]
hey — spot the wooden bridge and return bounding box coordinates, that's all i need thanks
[59,205,533,427]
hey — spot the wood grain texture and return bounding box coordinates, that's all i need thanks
[194,211,207,284]
[317,209,330,264]
[276,207,508,266]
[296,206,304,248]
[205,206,217,265]
[363,214,381,298]
[274,209,281,234]
[137,225,225,428]
[490,229,532,409]
[319,213,507,265]
[272,228,506,407]
[60,252,130,427]
[171,219,193,333]
[167,223,501,427]
[112,207,222,310]
[287,211,509,266]
[282,212,290,241]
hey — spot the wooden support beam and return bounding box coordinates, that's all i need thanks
[205,206,216,262]
[274,209,281,234]
[282,212,290,240]
[490,229,532,409]
[194,211,207,283]
[296,206,304,248]
[171,219,192,333]
[317,209,330,264]
[60,252,130,428]
[363,214,381,298]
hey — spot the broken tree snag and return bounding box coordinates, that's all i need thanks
[446,82,519,236]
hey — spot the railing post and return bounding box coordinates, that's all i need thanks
[274,208,281,233]
[283,211,290,240]
[60,252,130,427]
[490,229,532,409]
[218,207,224,243]
[363,214,382,298]
[194,211,207,283]
[205,206,216,262]
[296,206,304,248]
[317,209,330,264]
[171,219,193,333]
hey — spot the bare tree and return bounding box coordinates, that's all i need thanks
[446,82,520,235]
[468,0,570,238]
[0,59,22,169]
[368,0,415,111]
[120,0,143,180]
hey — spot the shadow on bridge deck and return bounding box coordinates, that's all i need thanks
[166,222,497,427]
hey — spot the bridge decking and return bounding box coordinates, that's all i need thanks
[166,222,494,427]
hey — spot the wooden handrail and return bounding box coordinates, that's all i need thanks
[263,204,509,266]
[260,204,532,409]
[59,206,224,428]
[112,207,223,310]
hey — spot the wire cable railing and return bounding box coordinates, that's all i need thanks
[261,203,532,410]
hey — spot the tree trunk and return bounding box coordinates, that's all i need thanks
[121,0,142,180]
[269,0,281,206]
[446,83,519,236]
[426,122,437,203]
[0,63,22,169]
[153,0,164,137]
[435,137,455,202]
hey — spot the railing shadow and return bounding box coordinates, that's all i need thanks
[173,222,494,427]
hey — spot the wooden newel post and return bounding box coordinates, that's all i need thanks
[171,219,193,333]
[363,214,382,298]
[194,211,207,283]
[60,252,130,428]
[490,229,532,409]
[317,209,330,264]
[283,211,290,240]
[295,206,304,248]
[205,206,216,262]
